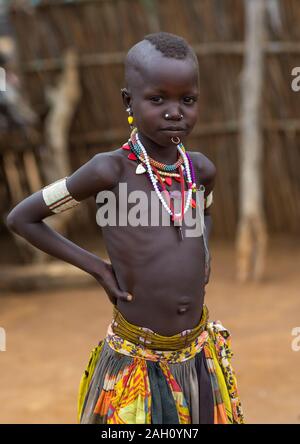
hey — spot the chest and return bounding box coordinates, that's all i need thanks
[95,158,205,236]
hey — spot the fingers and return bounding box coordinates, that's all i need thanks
[118,291,133,302]
[101,263,133,303]
[127,293,133,301]
[109,289,133,304]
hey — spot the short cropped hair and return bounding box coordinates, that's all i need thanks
[124,32,199,90]
[144,31,197,63]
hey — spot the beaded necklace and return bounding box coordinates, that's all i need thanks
[125,129,197,240]
[134,153,182,181]
[130,128,184,173]
[126,142,182,184]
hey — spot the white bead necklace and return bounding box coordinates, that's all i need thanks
[135,133,193,219]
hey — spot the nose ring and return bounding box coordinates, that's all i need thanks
[164,113,183,120]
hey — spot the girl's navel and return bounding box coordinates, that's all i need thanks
[177,306,188,314]
[177,296,190,314]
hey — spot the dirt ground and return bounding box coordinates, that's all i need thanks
[0,235,300,424]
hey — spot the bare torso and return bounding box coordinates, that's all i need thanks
[96,148,207,335]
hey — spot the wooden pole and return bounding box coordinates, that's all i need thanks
[236,0,268,282]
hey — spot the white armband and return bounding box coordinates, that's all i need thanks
[204,191,213,209]
[42,177,80,213]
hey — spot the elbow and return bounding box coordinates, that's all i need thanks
[6,210,21,235]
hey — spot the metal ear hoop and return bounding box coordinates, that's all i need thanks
[171,136,181,145]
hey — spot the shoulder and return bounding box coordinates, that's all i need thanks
[89,147,125,186]
[187,151,216,190]
[66,147,125,201]
[92,148,124,173]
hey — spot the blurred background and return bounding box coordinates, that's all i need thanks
[0,0,300,424]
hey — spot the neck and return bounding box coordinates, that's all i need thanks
[137,131,180,165]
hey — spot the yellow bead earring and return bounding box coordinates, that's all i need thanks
[128,115,134,125]
[126,107,134,128]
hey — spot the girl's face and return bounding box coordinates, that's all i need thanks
[124,55,199,150]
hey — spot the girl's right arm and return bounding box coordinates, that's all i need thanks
[6,152,132,305]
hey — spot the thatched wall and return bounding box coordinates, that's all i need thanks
[2,0,300,240]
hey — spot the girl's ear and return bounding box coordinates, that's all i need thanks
[121,88,132,110]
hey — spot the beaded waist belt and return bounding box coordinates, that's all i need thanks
[110,305,209,351]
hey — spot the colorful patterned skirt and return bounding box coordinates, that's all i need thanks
[77,305,244,424]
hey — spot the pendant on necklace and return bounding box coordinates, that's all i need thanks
[128,152,137,161]
[135,163,146,174]
[177,225,184,241]
[165,177,172,186]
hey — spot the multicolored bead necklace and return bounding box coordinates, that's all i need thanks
[130,128,184,173]
[131,151,182,182]
[123,128,198,240]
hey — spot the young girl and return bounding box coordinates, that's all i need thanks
[7,32,244,424]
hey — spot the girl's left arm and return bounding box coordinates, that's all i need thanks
[203,159,216,285]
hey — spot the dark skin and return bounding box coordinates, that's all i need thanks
[6,48,216,336]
